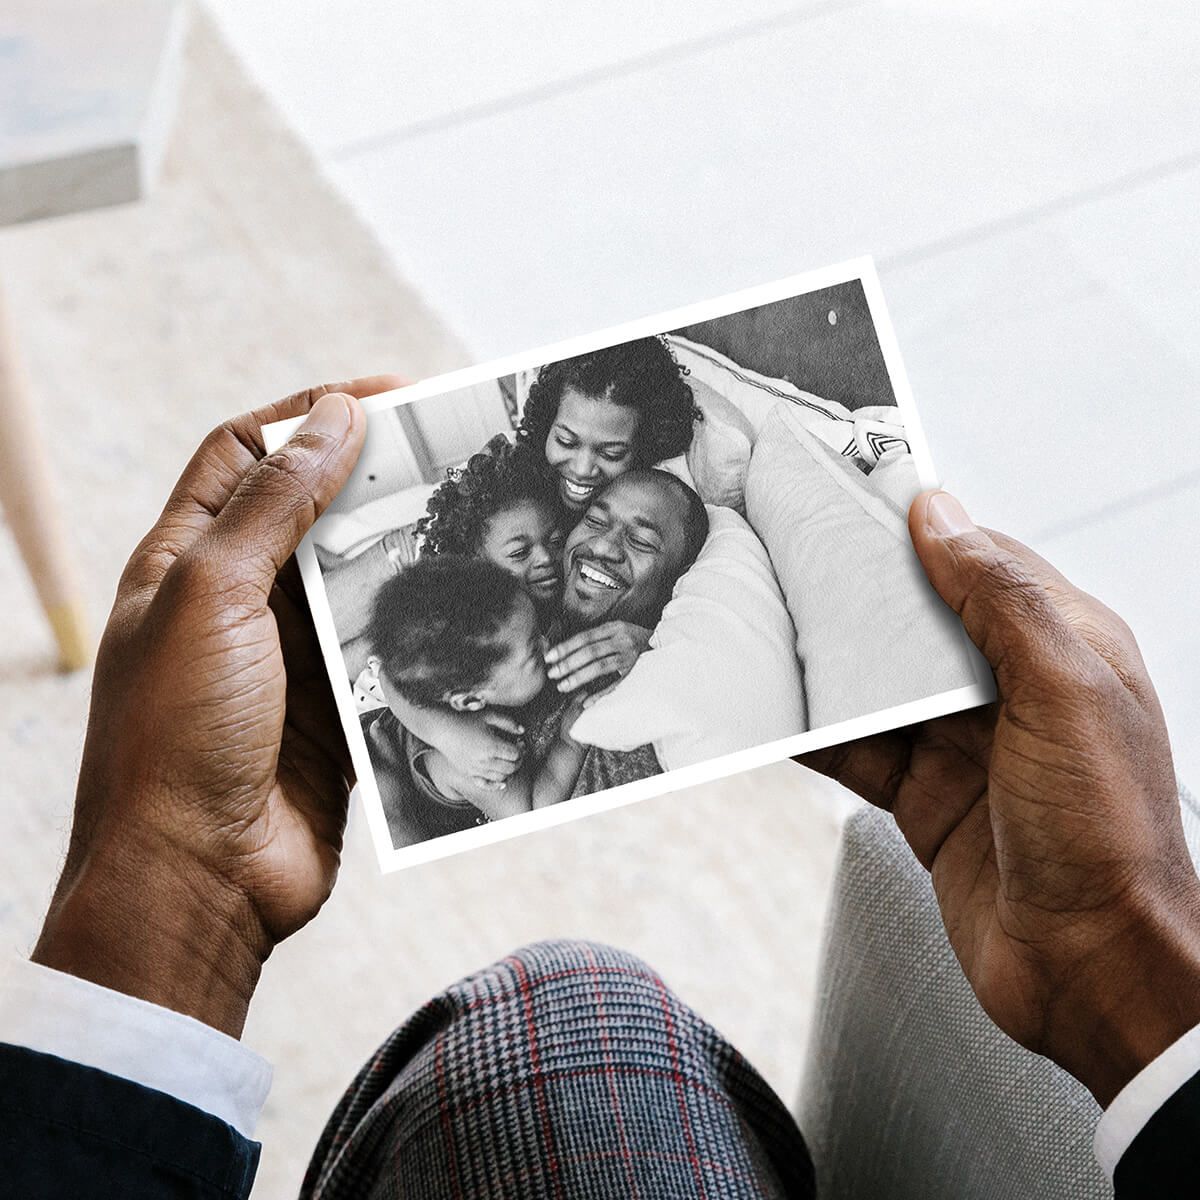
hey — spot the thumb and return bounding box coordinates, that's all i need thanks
[199,392,366,596]
[908,491,1085,696]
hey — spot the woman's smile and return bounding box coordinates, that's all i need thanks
[543,388,640,511]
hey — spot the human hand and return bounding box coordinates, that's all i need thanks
[799,490,1200,1106]
[545,621,652,697]
[32,376,406,1038]
[465,710,527,790]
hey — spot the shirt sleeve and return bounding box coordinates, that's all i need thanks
[0,956,272,1139]
[1094,1019,1200,1180]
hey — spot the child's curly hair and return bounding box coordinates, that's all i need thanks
[515,336,700,469]
[417,434,558,559]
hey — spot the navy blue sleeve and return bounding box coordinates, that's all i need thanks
[0,1043,259,1199]
[1113,1068,1200,1197]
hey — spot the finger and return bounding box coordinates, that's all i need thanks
[984,528,1152,702]
[275,555,308,613]
[123,375,408,594]
[486,743,523,766]
[177,393,367,605]
[547,639,619,682]
[557,654,622,693]
[908,492,1096,699]
[795,729,914,812]
[270,579,326,687]
[482,712,525,737]
[544,625,608,665]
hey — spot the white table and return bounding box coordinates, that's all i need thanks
[0,0,186,668]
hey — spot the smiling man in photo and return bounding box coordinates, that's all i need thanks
[555,468,709,794]
[562,468,709,632]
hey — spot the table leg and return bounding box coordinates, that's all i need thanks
[0,278,92,671]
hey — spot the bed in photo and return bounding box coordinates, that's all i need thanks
[264,258,992,872]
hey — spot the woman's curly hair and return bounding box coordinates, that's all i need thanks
[515,336,700,469]
[416,434,558,559]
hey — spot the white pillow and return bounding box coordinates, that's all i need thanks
[313,482,436,558]
[744,403,985,730]
[568,506,807,770]
[667,333,854,441]
[682,376,753,510]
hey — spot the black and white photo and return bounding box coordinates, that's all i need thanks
[265,259,992,872]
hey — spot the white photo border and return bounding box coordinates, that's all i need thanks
[265,256,995,873]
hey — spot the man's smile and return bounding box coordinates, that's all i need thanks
[570,556,627,597]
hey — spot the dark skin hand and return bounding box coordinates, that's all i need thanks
[32,376,404,1039]
[799,490,1200,1106]
[31,406,1200,1112]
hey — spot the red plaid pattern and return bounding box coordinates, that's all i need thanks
[301,941,815,1199]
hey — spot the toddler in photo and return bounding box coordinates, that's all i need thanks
[361,556,587,844]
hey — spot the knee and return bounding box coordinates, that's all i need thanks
[502,938,660,982]
[437,939,673,1023]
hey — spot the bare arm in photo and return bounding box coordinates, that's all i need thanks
[389,690,525,788]
[421,697,589,819]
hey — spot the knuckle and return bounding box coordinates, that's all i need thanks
[162,543,263,616]
[245,449,319,516]
[157,548,225,611]
[280,382,338,411]
[215,411,265,461]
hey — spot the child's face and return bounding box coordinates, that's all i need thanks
[479,499,564,608]
[471,591,547,708]
[544,388,640,511]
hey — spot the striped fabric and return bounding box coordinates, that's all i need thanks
[301,941,815,1199]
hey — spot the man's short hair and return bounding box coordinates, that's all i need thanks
[367,556,524,707]
[653,469,709,571]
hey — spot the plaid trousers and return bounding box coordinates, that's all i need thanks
[301,940,815,1199]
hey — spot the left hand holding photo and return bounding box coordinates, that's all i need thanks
[31,376,405,1039]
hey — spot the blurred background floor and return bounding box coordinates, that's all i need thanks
[2,4,1197,1198]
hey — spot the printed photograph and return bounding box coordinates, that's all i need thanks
[267,262,992,871]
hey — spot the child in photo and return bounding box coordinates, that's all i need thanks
[417,434,564,624]
[363,435,566,792]
[361,557,588,847]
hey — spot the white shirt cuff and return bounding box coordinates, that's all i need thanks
[0,956,272,1140]
[1094,1019,1200,1180]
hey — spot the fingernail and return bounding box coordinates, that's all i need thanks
[547,665,560,679]
[926,491,975,537]
[296,392,351,439]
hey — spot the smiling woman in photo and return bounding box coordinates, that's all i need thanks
[514,336,700,514]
